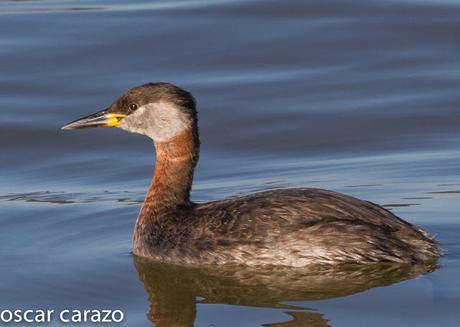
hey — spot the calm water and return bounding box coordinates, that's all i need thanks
[1,0,460,326]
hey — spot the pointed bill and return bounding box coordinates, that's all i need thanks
[62,109,127,130]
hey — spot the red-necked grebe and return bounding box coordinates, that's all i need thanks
[62,82,441,266]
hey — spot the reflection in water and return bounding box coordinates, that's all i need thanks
[134,257,437,326]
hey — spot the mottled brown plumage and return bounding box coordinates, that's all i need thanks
[132,129,440,266]
[63,82,442,266]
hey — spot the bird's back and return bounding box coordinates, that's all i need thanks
[137,188,441,266]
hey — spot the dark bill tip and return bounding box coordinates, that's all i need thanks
[61,109,127,130]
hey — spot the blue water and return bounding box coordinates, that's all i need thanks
[1,0,460,326]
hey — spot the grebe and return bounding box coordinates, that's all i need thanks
[62,82,441,266]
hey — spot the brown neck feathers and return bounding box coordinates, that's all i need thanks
[142,128,199,214]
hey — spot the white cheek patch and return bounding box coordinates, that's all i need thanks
[118,102,191,142]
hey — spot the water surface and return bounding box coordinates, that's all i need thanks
[1,0,460,326]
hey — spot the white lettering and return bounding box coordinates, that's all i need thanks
[71,310,81,322]
[60,309,70,322]
[47,310,54,322]
[1,308,123,323]
[13,310,22,322]
[0,310,13,323]
[91,310,101,322]
[23,310,33,322]
[102,310,112,322]
[112,310,124,323]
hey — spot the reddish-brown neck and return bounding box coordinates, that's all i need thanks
[142,129,199,214]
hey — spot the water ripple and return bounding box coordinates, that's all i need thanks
[0,190,143,205]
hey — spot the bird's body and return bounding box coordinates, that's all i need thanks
[134,188,440,266]
[63,82,441,266]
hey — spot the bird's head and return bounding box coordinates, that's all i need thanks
[62,83,197,142]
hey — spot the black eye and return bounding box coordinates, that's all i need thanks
[129,103,138,111]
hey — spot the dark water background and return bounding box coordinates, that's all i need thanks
[1,0,460,326]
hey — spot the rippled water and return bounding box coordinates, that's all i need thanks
[1,0,460,326]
